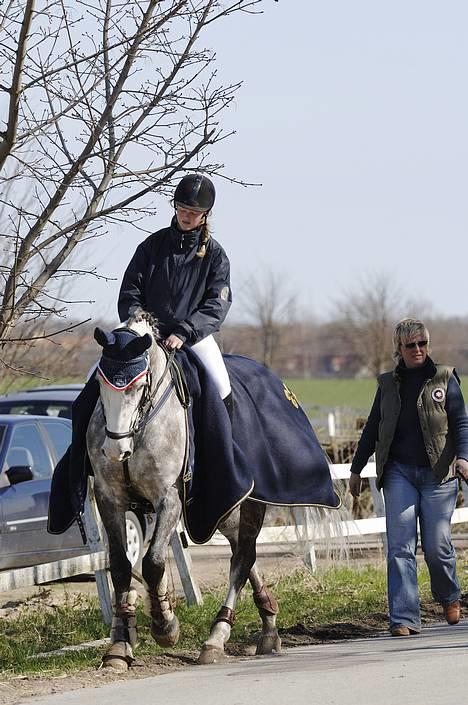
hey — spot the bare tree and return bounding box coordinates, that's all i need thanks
[0,0,263,373]
[238,270,296,368]
[333,272,422,378]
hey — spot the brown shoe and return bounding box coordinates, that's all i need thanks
[391,626,411,636]
[443,600,461,625]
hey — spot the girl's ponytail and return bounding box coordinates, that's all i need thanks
[196,217,210,258]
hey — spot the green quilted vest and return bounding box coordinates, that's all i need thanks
[374,364,455,489]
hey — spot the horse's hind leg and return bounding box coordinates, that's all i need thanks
[95,493,136,671]
[142,486,181,648]
[249,564,281,655]
[198,501,265,665]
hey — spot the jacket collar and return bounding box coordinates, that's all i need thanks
[394,356,437,380]
[170,216,201,251]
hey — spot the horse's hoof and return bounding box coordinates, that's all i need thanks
[101,655,129,671]
[197,644,226,665]
[101,641,134,670]
[255,635,282,655]
[151,615,180,647]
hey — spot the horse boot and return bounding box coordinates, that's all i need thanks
[222,392,233,423]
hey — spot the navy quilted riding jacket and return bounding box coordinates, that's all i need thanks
[118,219,231,345]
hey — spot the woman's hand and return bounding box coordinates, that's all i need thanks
[349,472,362,498]
[454,458,468,482]
[164,334,184,351]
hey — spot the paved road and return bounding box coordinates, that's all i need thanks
[20,622,468,705]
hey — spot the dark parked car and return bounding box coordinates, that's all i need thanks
[0,414,89,570]
[0,388,149,571]
[0,387,83,419]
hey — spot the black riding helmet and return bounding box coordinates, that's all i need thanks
[174,174,215,212]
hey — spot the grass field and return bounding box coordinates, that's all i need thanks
[285,376,468,412]
[285,377,377,411]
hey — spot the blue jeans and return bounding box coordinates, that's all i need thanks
[382,460,460,631]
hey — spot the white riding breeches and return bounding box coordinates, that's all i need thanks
[190,335,231,400]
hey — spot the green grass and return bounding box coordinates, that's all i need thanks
[2,561,468,676]
[285,376,468,411]
[284,378,378,411]
[0,376,83,395]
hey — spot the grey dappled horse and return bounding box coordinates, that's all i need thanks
[87,311,280,669]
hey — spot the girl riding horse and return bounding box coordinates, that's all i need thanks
[118,173,234,418]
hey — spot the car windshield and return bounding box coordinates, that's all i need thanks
[0,402,72,418]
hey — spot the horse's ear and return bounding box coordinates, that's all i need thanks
[127,333,153,357]
[94,327,115,348]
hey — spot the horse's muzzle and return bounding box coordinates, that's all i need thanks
[102,434,134,462]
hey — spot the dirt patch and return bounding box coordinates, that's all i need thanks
[0,652,196,705]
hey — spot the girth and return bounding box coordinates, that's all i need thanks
[122,458,156,514]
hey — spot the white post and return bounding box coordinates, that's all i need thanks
[170,523,203,606]
[83,480,113,626]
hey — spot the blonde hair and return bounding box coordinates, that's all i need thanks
[392,318,430,361]
[196,216,211,258]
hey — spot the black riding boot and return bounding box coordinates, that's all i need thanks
[222,392,233,423]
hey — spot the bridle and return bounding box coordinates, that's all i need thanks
[103,347,176,441]
[94,323,190,518]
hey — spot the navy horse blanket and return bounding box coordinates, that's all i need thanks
[48,350,340,544]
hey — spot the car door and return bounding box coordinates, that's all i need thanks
[0,421,55,568]
[0,420,86,570]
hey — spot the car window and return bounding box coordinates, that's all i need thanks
[3,423,53,480]
[42,421,71,462]
[0,424,5,453]
[0,401,72,418]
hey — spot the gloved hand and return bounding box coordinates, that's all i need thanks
[349,472,362,498]
[454,458,468,483]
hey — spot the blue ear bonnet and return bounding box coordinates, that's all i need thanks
[94,327,152,391]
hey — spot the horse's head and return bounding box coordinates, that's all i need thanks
[94,324,153,461]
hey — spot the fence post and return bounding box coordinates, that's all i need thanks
[170,523,203,606]
[82,480,113,626]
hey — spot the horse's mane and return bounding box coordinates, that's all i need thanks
[125,309,160,340]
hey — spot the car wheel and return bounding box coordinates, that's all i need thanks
[125,511,144,573]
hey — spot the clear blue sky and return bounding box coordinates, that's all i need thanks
[70,0,468,325]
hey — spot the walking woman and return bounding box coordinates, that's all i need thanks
[118,173,233,417]
[348,318,468,636]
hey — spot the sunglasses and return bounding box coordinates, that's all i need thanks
[404,340,428,350]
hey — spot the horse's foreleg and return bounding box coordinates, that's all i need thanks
[198,501,265,665]
[95,492,136,671]
[249,564,281,655]
[142,486,181,648]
